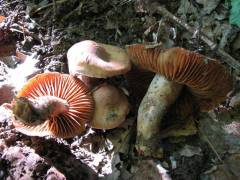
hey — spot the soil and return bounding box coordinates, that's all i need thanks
[0,0,240,180]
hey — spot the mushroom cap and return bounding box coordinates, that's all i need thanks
[67,40,131,78]
[126,44,233,111]
[90,84,129,129]
[12,72,94,138]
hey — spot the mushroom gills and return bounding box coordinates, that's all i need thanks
[10,72,94,138]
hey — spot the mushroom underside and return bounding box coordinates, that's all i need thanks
[11,72,94,138]
[126,44,233,158]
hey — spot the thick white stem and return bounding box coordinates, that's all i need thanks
[136,74,182,157]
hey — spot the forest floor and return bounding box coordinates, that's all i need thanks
[0,0,240,179]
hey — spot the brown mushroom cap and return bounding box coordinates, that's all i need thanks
[126,44,233,111]
[12,72,94,138]
[67,40,131,78]
[90,84,129,129]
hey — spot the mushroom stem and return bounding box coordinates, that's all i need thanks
[136,74,182,158]
[13,96,69,126]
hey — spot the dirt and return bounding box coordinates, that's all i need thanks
[0,0,240,180]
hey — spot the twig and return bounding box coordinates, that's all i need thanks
[10,24,43,45]
[61,2,84,22]
[53,0,57,22]
[148,4,240,72]
[32,0,68,15]
[200,131,223,163]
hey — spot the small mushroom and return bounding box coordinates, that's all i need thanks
[126,44,233,157]
[90,84,129,129]
[9,72,94,138]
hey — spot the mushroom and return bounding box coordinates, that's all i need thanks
[90,84,129,129]
[67,40,131,89]
[9,72,94,138]
[126,44,233,157]
[126,44,233,111]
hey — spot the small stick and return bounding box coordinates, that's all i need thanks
[32,0,68,15]
[148,4,240,72]
[200,131,223,162]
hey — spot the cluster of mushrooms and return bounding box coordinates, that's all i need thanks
[5,40,233,157]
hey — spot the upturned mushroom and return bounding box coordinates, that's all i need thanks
[90,84,129,129]
[67,40,131,89]
[126,44,233,157]
[7,72,94,138]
